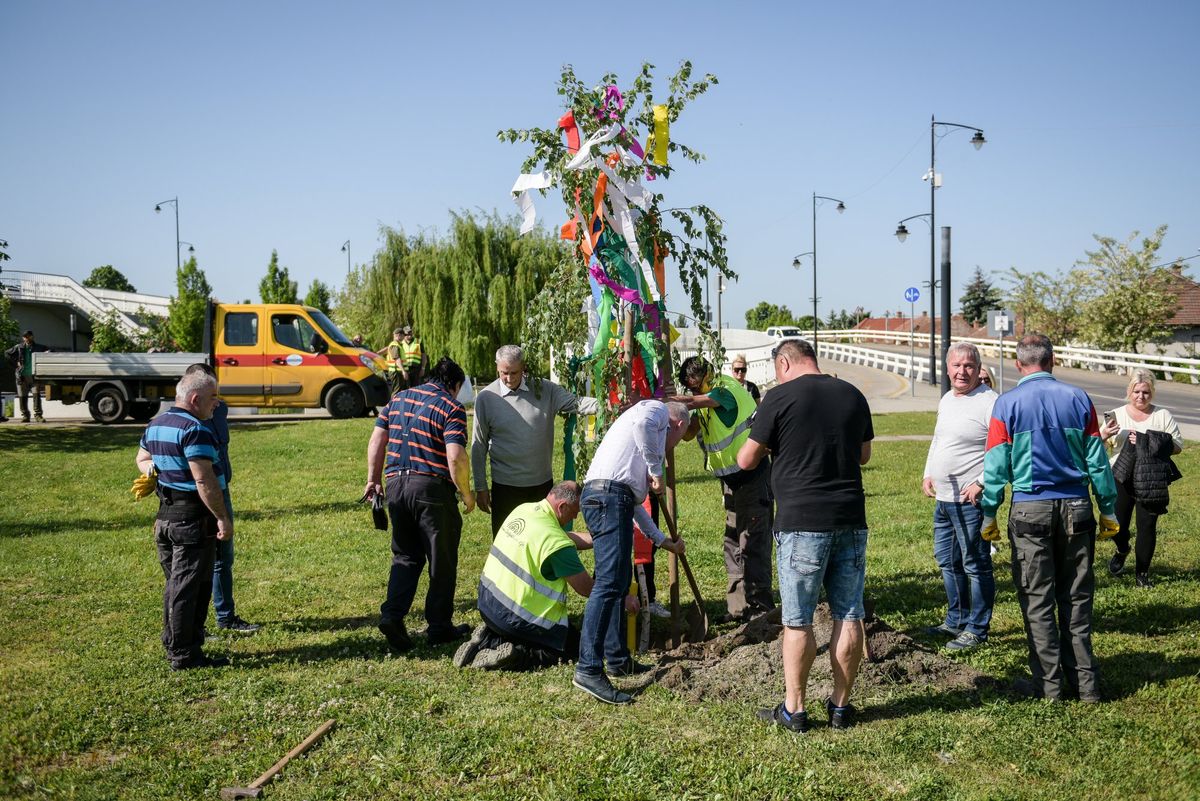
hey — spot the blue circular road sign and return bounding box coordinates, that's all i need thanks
[904,287,920,303]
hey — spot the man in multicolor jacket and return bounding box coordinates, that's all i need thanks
[981,334,1119,702]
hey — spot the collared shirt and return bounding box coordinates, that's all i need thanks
[923,383,997,502]
[375,382,467,480]
[140,406,227,492]
[583,400,671,547]
[471,377,599,490]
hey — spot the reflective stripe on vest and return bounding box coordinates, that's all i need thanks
[478,500,573,633]
[385,343,400,371]
[696,374,757,477]
[400,339,422,367]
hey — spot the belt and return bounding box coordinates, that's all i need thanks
[583,479,635,500]
[387,469,453,485]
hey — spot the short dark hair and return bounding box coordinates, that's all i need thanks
[429,356,466,390]
[548,480,581,505]
[1016,334,1053,369]
[185,362,216,378]
[772,339,815,362]
[678,356,711,388]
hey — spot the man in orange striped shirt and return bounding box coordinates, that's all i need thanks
[364,356,476,651]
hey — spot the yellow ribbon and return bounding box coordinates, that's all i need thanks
[651,105,669,166]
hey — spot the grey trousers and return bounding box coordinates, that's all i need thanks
[722,460,775,616]
[1007,498,1100,701]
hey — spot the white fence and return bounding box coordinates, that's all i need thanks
[5,271,151,337]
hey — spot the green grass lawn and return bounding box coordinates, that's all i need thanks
[1,413,1198,800]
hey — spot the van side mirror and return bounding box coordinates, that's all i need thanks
[310,333,328,354]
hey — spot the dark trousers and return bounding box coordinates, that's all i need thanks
[382,474,462,636]
[577,480,635,676]
[479,611,581,670]
[16,375,43,418]
[722,461,775,616]
[1007,498,1100,701]
[211,490,236,624]
[155,515,217,667]
[1113,479,1160,575]
[489,480,554,538]
[387,371,404,396]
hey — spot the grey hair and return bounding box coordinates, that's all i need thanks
[946,342,981,366]
[1015,334,1054,369]
[1127,368,1156,400]
[665,400,690,424]
[176,370,217,402]
[495,344,524,365]
[548,480,581,506]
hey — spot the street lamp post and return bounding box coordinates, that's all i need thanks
[341,240,351,275]
[791,251,814,341]
[178,241,196,261]
[809,193,846,351]
[154,197,180,272]
[927,117,986,388]
[895,212,933,374]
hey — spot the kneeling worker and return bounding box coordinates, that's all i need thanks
[455,480,607,671]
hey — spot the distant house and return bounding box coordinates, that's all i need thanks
[853,312,986,343]
[1157,266,1200,357]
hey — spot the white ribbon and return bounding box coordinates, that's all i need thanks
[511,171,554,235]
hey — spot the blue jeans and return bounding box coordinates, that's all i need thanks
[775,529,868,627]
[933,501,994,637]
[577,481,634,676]
[211,490,236,624]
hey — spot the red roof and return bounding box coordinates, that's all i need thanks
[1168,270,1200,326]
[854,314,987,337]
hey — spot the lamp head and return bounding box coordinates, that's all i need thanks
[154,205,162,214]
[836,202,846,213]
[971,131,986,150]
[792,257,802,269]
[895,224,909,243]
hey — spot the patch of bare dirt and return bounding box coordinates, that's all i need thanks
[637,604,993,707]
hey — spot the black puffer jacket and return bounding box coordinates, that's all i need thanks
[1113,429,1183,514]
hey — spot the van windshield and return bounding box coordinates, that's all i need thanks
[781,328,802,336]
[308,310,355,348]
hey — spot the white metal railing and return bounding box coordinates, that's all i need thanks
[818,341,932,383]
[6,271,147,336]
[89,287,171,317]
[820,329,1200,382]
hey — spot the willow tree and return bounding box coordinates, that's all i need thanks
[499,61,730,473]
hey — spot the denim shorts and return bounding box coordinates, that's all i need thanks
[775,529,868,626]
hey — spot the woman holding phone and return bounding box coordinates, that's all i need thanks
[1099,369,1184,587]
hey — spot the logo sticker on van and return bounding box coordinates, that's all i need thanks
[286,354,304,366]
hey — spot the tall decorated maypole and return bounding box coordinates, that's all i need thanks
[501,62,730,645]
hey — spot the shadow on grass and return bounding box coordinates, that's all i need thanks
[0,427,143,453]
[235,499,362,522]
[1094,598,1200,638]
[858,675,1003,723]
[1,514,149,538]
[230,629,474,668]
[1099,651,1200,701]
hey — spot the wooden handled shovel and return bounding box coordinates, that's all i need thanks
[221,719,336,800]
[659,497,709,642]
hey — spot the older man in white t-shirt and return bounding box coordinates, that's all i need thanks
[921,342,998,652]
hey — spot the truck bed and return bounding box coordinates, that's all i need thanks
[33,352,208,380]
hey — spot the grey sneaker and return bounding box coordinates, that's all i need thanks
[472,642,524,671]
[453,625,490,668]
[945,631,986,651]
[925,622,962,638]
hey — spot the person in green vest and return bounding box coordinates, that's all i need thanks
[673,356,775,622]
[455,480,636,671]
[398,325,427,389]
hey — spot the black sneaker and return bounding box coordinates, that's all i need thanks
[925,623,961,638]
[825,697,857,730]
[608,659,653,677]
[756,702,810,733]
[453,625,490,668]
[1109,551,1128,577]
[217,616,260,634]
[171,654,231,671]
[425,623,471,646]
[1136,572,1152,588]
[572,671,633,705]
[379,619,414,651]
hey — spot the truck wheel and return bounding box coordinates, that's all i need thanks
[89,386,128,424]
[128,401,159,422]
[325,383,365,419]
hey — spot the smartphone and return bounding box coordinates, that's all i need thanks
[1102,411,1116,426]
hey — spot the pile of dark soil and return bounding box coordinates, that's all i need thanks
[638,604,993,707]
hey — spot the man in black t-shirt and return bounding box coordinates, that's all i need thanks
[737,339,873,732]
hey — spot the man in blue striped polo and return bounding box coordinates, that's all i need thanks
[135,370,232,671]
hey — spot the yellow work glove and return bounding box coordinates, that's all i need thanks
[1098,513,1120,540]
[980,516,1001,543]
[131,468,157,500]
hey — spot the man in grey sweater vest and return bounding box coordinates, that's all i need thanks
[921,342,998,652]
[471,345,600,538]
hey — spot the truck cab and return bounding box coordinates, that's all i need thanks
[213,304,389,417]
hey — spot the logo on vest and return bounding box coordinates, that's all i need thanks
[503,518,526,541]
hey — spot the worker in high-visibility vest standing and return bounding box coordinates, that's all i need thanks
[674,356,776,623]
[399,325,427,391]
[384,328,405,396]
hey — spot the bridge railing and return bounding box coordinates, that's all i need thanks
[5,271,148,336]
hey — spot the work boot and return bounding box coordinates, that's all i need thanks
[572,671,632,705]
[825,697,857,730]
[472,642,524,671]
[34,415,46,423]
[425,623,471,646]
[453,625,490,668]
[1136,572,1152,588]
[1109,551,1128,577]
[756,702,811,733]
[21,416,31,423]
[378,619,413,652]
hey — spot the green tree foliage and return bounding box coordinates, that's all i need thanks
[1003,267,1087,344]
[354,213,562,379]
[826,307,871,330]
[259,250,298,304]
[959,266,1002,326]
[82,265,137,293]
[304,279,332,315]
[1076,226,1180,352]
[88,309,138,353]
[744,302,799,330]
[0,239,17,347]
[167,256,211,353]
[134,308,175,352]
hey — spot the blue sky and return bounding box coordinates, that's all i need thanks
[3,1,1197,331]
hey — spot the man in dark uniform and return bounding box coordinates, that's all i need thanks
[6,330,50,422]
[363,356,476,651]
[135,370,232,670]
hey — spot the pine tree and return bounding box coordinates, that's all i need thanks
[259,250,298,304]
[959,267,1002,326]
